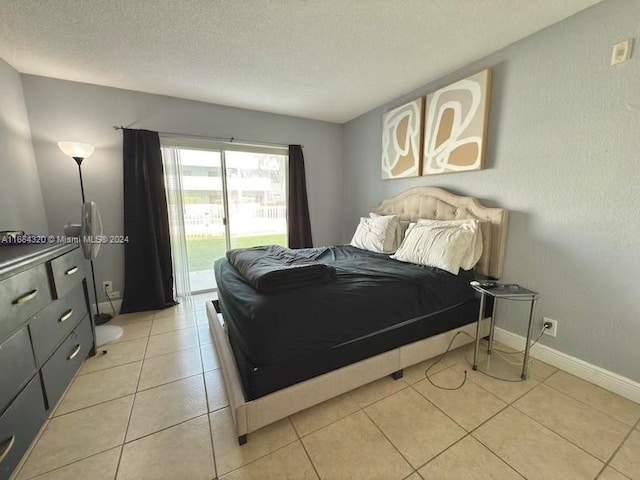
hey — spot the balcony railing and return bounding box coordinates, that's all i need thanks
[176,203,286,237]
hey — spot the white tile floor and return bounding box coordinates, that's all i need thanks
[11,294,640,480]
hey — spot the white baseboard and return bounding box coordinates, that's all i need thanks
[91,299,122,316]
[494,327,640,404]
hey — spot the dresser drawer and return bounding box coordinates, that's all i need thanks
[48,248,85,300]
[30,283,88,366]
[41,317,92,411]
[0,376,47,480]
[0,265,51,339]
[0,327,36,413]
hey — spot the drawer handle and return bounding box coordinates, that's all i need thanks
[65,266,79,276]
[68,344,81,361]
[13,289,38,305]
[59,309,74,323]
[0,435,15,463]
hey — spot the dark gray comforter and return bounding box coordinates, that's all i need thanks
[226,245,337,293]
[216,245,476,364]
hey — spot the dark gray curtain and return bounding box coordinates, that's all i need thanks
[287,145,313,249]
[120,129,177,313]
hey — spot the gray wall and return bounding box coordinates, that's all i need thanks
[342,0,640,381]
[0,58,48,233]
[21,77,343,302]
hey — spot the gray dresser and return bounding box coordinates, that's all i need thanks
[0,243,94,480]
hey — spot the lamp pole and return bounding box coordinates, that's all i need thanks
[74,156,86,203]
[72,155,112,325]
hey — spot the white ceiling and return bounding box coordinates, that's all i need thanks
[0,0,600,123]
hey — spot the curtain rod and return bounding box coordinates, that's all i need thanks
[112,125,302,149]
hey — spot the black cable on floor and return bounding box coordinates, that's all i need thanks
[424,331,472,391]
[104,285,117,317]
[424,322,549,388]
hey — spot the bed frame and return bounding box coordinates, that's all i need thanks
[207,187,509,444]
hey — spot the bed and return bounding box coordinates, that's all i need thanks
[207,186,508,444]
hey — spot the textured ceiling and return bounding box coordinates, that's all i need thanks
[0,0,600,123]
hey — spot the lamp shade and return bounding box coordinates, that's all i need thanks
[58,141,94,159]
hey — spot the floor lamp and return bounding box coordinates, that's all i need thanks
[58,142,122,347]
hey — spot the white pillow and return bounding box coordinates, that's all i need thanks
[351,215,400,253]
[369,212,408,248]
[415,219,483,270]
[391,220,481,274]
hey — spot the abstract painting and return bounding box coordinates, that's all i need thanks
[422,69,492,175]
[381,97,424,179]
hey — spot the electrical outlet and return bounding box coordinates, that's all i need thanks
[543,317,558,338]
[107,290,120,299]
[102,281,113,294]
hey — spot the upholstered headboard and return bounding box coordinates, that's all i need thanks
[372,187,509,279]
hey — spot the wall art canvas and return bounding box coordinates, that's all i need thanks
[381,97,424,179]
[422,68,492,175]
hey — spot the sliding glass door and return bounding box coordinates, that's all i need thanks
[226,150,287,250]
[162,139,287,295]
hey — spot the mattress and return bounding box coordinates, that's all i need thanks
[223,298,479,400]
[215,245,478,398]
[216,245,475,363]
